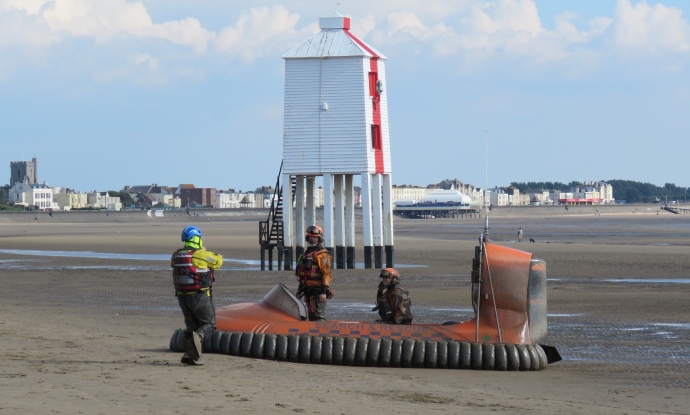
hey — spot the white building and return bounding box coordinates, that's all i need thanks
[488,187,510,206]
[549,192,573,204]
[391,186,434,204]
[596,181,615,204]
[471,188,485,207]
[216,191,263,208]
[8,182,58,210]
[87,192,122,210]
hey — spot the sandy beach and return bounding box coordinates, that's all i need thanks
[1,205,689,414]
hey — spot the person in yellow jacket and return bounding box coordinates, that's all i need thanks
[295,225,333,321]
[171,226,223,365]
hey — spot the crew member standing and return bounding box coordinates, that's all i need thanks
[171,226,223,365]
[517,227,524,243]
[373,268,413,325]
[295,225,333,321]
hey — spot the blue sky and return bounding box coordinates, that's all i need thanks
[1,0,689,192]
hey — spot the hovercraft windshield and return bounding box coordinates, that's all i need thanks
[261,283,308,321]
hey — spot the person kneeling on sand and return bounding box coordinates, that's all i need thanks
[372,268,413,325]
[171,226,223,365]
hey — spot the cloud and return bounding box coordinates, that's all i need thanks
[385,10,450,42]
[375,0,615,64]
[0,0,48,15]
[1,0,690,82]
[214,5,318,62]
[614,0,690,52]
[0,6,58,47]
[131,53,158,71]
[350,13,376,39]
[0,0,214,52]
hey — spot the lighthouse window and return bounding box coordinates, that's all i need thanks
[368,72,378,96]
[371,124,382,150]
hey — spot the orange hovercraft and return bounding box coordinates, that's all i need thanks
[169,229,562,371]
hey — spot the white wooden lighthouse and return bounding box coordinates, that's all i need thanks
[281,12,393,269]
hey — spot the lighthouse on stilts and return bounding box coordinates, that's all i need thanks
[281,12,393,270]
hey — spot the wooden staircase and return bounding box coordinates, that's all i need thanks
[259,162,294,270]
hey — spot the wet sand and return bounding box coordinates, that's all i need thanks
[1,206,689,414]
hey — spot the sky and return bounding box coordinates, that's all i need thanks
[1,0,689,192]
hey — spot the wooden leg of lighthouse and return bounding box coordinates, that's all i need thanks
[323,174,334,257]
[360,173,373,269]
[345,174,355,269]
[282,173,293,271]
[382,173,394,268]
[372,173,383,269]
[306,176,315,228]
[295,176,305,262]
[334,174,345,269]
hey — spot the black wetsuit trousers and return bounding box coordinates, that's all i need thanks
[304,288,327,321]
[177,290,216,341]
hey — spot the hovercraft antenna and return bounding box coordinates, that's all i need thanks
[475,130,502,343]
[483,130,489,242]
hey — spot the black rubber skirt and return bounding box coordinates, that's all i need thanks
[170,329,553,371]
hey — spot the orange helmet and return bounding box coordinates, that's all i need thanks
[306,225,323,237]
[379,268,400,285]
[305,225,324,245]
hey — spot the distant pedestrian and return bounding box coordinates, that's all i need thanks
[517,227,523,243]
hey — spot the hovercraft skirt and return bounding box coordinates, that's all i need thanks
[170,329,553,371]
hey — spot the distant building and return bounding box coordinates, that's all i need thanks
[488,187,510,206]
[495,186,522,205]
[8,182,57,210]
[174,184,196,198]
[123,184,179,208]
[471,188,485,207]
[54,190,88,210]
[216,191,265,208]
[596,181,615,204]
[523,189,552,205]
[181,188,216,208]
[391,185,434,204]
[554,182,614,205]
[9,158,38,187]
[87,192,122,210]
[549,191,573,204]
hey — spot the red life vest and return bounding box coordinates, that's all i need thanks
[172,248,214,291]
[377,286,413,324]
[296,249,326,287]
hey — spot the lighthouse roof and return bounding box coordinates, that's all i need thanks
[283,13,387,60]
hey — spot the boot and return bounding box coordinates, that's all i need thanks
[181,353,190,365]
[187,356,205,366]
[183,331,203,361]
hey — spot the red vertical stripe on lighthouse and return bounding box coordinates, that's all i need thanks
[343,29,384,174]
[369,58,384,174]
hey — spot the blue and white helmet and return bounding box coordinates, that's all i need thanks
[181,225,202,242]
